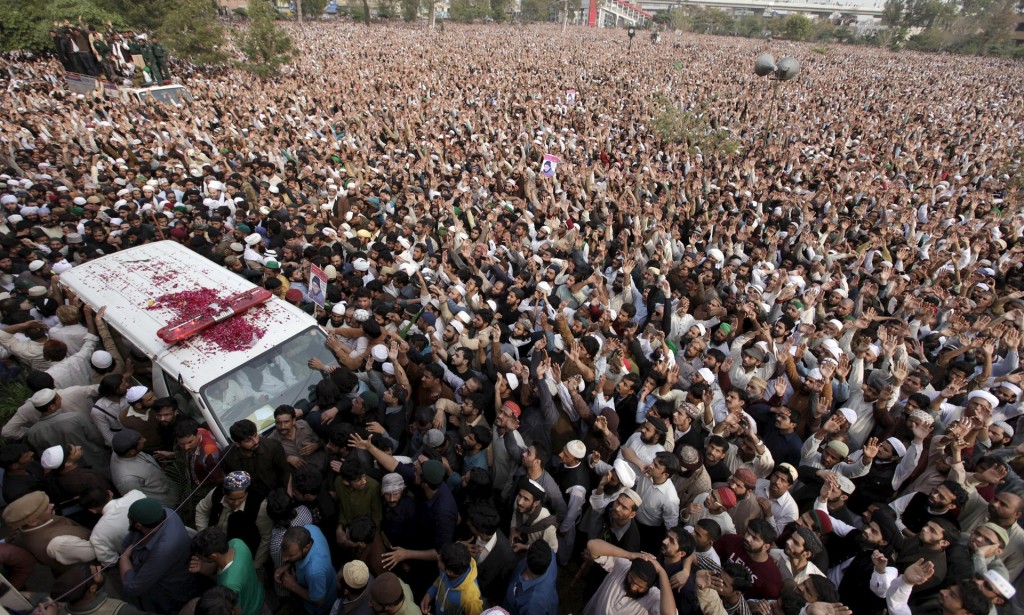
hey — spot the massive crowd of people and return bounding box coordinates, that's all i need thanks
[1,19,1023,615]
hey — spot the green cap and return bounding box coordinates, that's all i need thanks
[127,498,164,526]
[719,323,732,334]
[236,223,251,233]
[421,460,445,487]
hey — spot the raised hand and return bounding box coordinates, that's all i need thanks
[903,558,935,586]
[835,354,851,379]
[871,550,888,573]
[862,437,879,460]
[774,377,788,398]
[911,420,933,442]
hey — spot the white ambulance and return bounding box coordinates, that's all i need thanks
[58,240,333,445]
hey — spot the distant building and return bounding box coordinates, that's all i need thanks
[218,0,249,10]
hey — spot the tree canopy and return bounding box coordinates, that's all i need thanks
[236,0,294,77]
[0,0,226,64]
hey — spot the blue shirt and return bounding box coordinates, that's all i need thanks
[122,508,195,613]
[505,546,559,615]
[294,525,337,614]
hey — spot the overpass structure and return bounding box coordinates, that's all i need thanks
[635,0,884,18]
[588,0,655,27]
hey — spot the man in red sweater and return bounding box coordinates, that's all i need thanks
[714,518,783,600]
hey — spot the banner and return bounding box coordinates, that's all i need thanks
[541,154,559,178]
[309,265,327,308]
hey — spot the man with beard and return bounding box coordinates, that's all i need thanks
[150,397,181,461]
[727,326,778,391]
[621,416,668,466]
[891,519,958,601]
[326,302,348,335]
[673,444,711,508]
[669,402,708,456]
[503,443,567,523]
[849,432,923,511]
[505,314,535,358]
[674,335,708,390]
[818,489,903,613]
[590,488,644,553]
[222,419,290,499]
[749,403,802,469]
[770,526,827,584]
[845,367,902,449]
[800,412,876,479]
[727,468,764,536]
[975,492,1024,581]
[989,381,1021,423]
[713,518,784,600]
[582,538,676,615]
[583,458,637,534]
[610,374,642,444]
[659,526,699,615]
[380,472,417,554]
[552,440,591,565]
[889,479,968,535]
[705,435,734,484]
[607,260,640,314]
[630,451,681,552]
[754,464,799,534]
[879,558,992,615]
[693,562,755,615]
[118,386,161,455]
[510,478,558,555]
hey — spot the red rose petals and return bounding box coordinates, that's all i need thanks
[148,288,265,352]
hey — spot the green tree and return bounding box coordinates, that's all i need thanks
[0,0,123,53]
[158,0,227,65]
[449,0,487,20]
[519,0,556,21]
[904,0,955,27]
[736,13,766,37]
[236,0,293,77]
[490,0,508,21]
[690,7,735,34]
[378,0,398,18]
[99,0,166,33]
[881,0,905,25]
[782,14,813,39]
[302,0,328,18]
[669,8,694,31]
[401,0,420,20]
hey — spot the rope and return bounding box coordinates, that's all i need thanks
[39,440,238,608]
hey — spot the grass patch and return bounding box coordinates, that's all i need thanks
[0,379,31,447]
